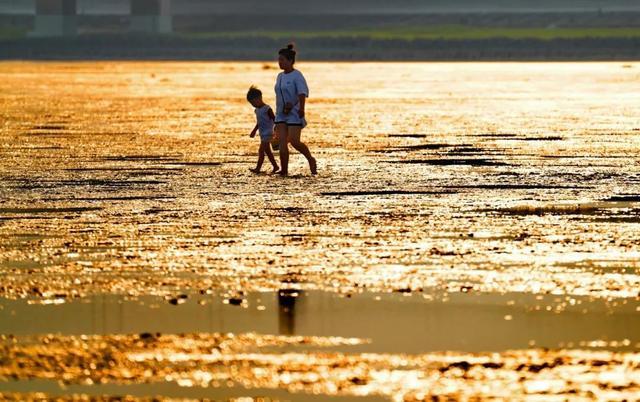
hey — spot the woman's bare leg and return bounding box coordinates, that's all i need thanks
[288,126,317,175]
[276,123,289,176]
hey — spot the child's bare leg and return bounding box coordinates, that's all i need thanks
[250,144,265,173]
[264,142,280,173]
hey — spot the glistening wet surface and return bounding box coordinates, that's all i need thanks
[1,61,639,400]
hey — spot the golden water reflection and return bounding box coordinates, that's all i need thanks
[1,61,640,400]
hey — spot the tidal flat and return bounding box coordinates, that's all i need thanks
[0,61,639,400]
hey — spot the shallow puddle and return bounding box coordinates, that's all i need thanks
[1,291,639,354]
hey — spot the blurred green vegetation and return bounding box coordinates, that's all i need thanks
[3,24,639,41]
[184,25,640,40]
[0,26,27,39]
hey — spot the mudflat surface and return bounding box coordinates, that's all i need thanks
[0,61,639,401]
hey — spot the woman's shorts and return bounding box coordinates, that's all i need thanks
[275,113,307,128]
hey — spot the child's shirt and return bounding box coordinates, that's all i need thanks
[275,69,309,118]
[255,104,274,140]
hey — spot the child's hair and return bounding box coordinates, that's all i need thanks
[278,43,297,64]
[246,85,262,101]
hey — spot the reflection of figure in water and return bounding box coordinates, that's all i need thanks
[274,44,317,177]
[278,288,300,335]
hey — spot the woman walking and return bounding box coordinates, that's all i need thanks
[274,44,317,177]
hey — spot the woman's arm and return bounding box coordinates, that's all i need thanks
[297,94,306,118]
[294,72,309,118]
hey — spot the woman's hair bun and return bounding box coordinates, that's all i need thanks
[279,43,297,63]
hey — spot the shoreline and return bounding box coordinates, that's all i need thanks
[1,35,639,61]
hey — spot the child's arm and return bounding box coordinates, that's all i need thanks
[250,123,258,138]
[268,108,276,121]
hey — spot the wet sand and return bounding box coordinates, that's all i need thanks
[0,61,639,400]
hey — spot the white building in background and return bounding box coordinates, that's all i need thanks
[130,0,172,34]
[30,0,77,37]
[28,0,172,37]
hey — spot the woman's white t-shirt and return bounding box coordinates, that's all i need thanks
[275,69,309,120]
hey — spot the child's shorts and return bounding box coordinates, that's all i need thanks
[260,132,274,144]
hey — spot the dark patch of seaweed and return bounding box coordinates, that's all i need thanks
[387,159,508,166]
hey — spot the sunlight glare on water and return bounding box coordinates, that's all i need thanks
[1,61,640,400]
[1,61,639,300]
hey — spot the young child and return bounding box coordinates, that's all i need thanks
[247,86,279,174]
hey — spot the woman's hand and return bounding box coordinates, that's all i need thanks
[298,108,305,118]
[283,102,293,115]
